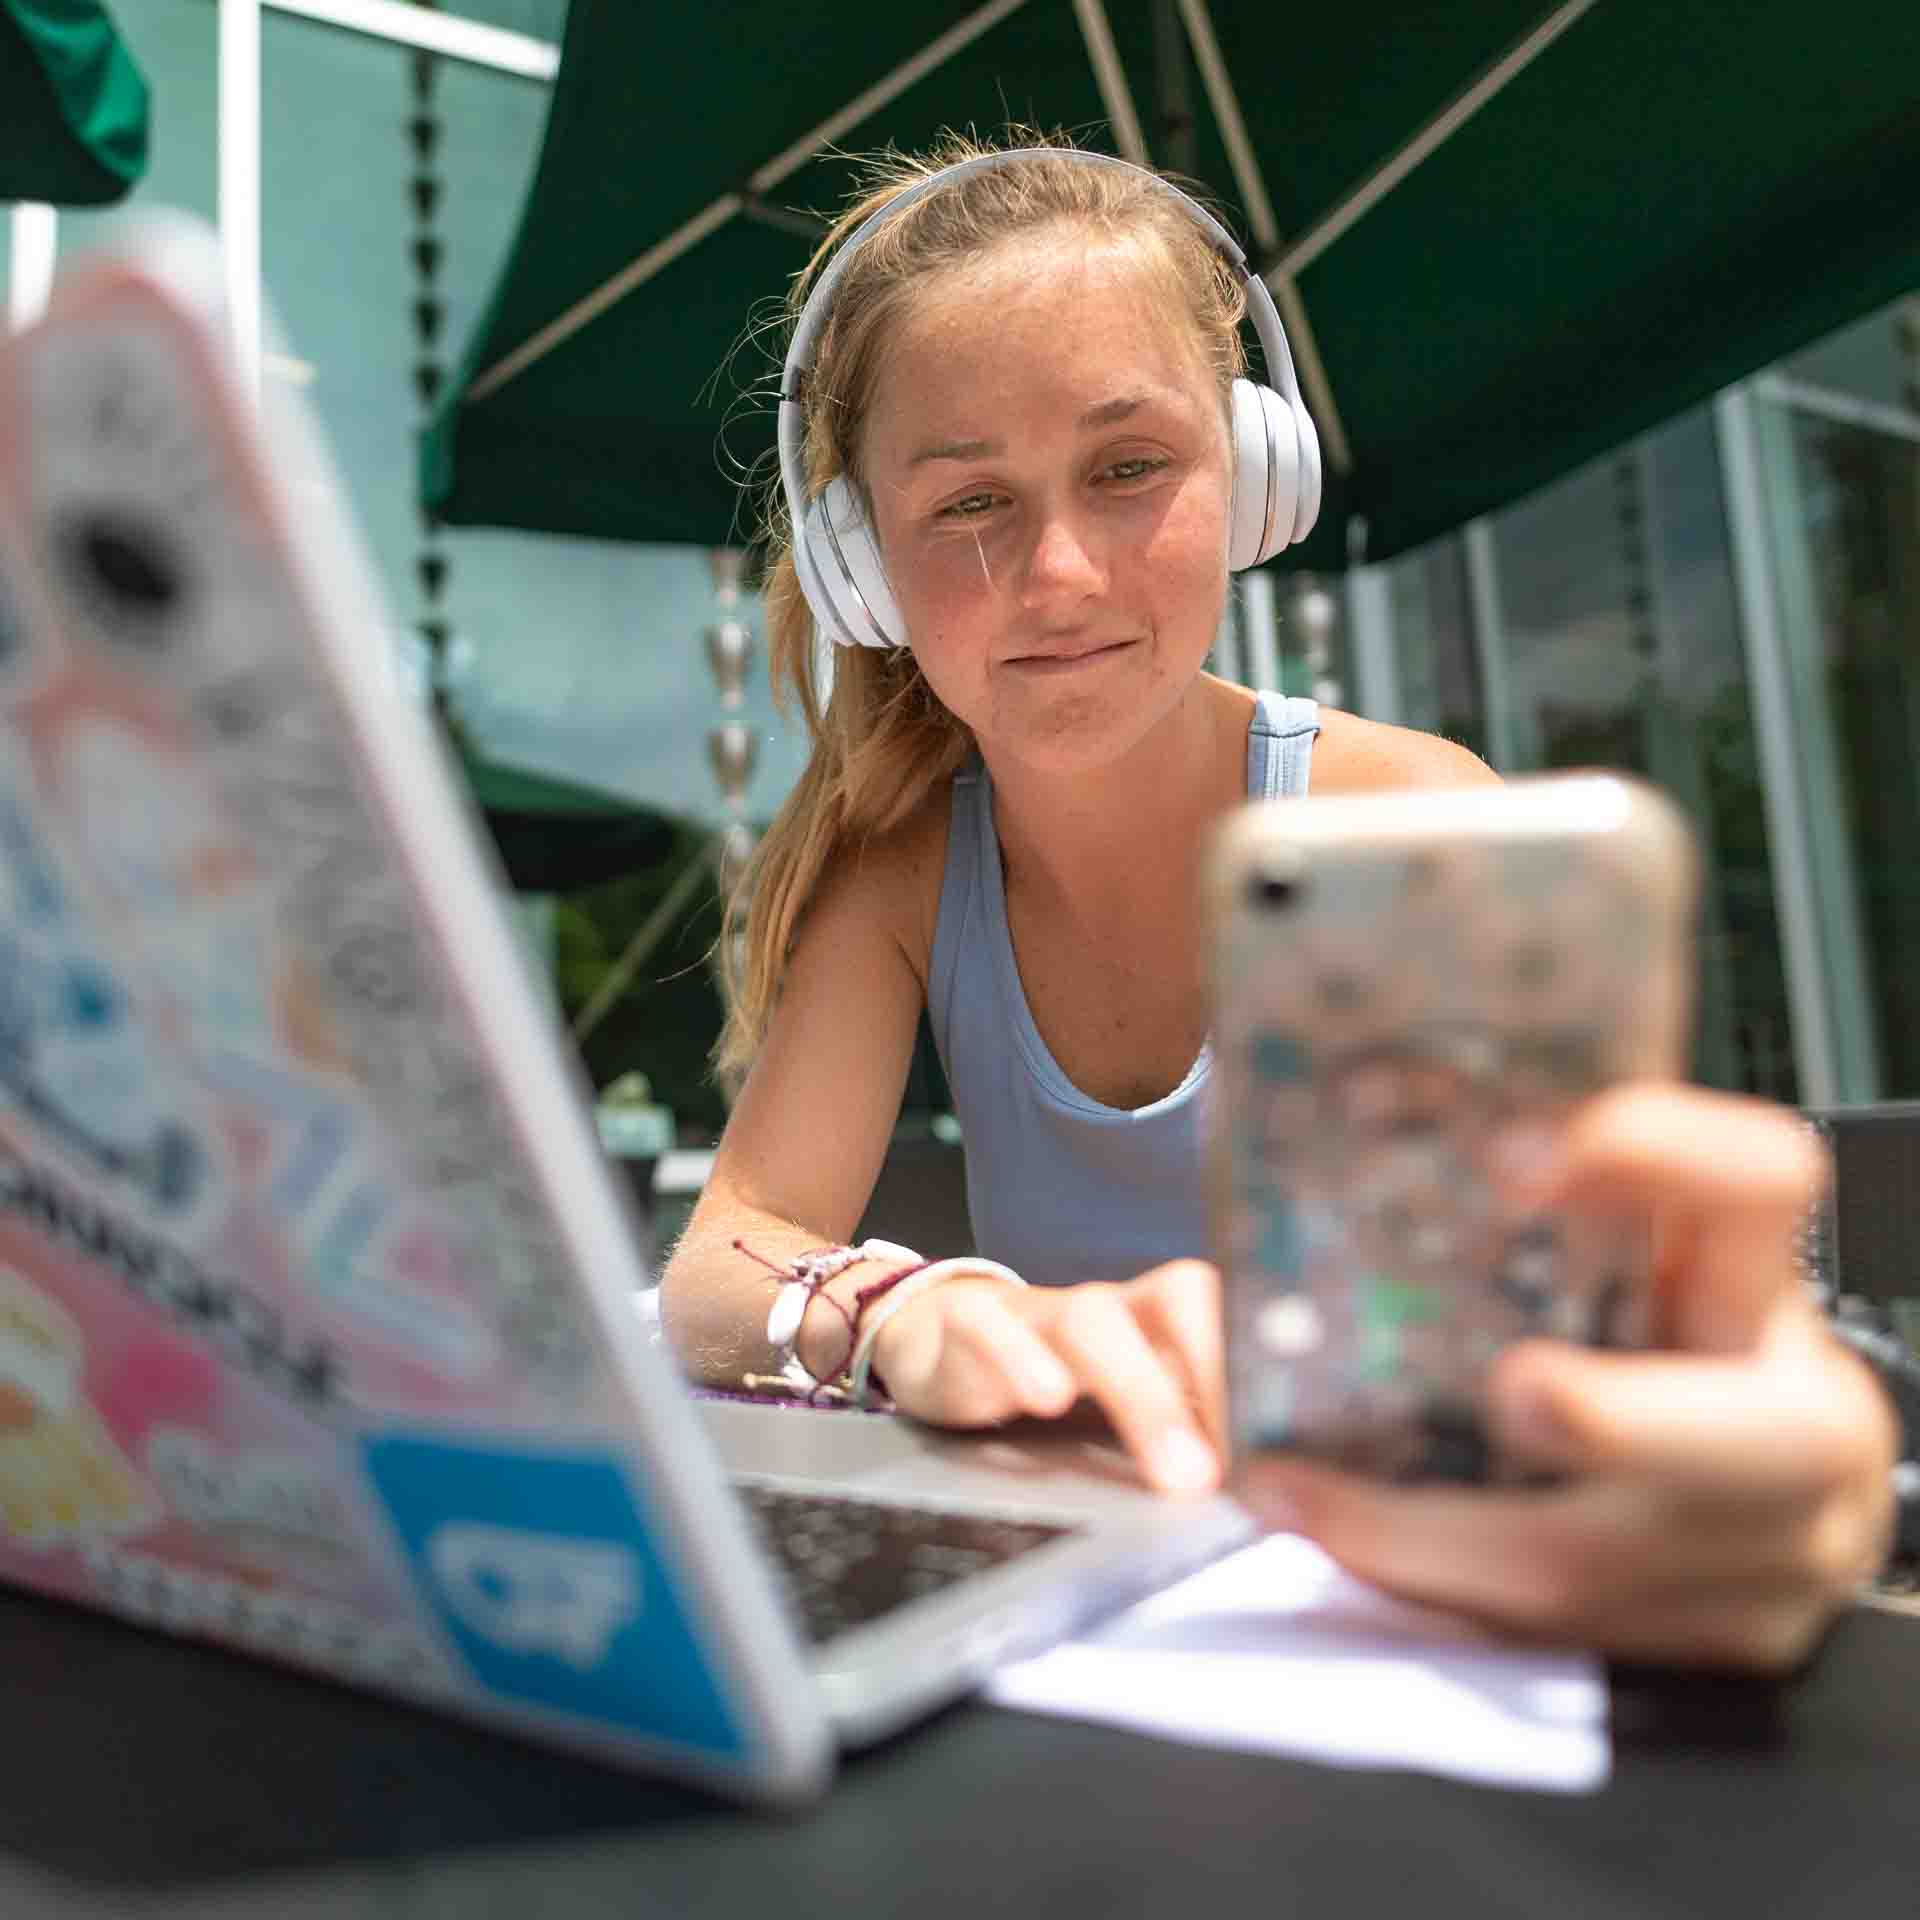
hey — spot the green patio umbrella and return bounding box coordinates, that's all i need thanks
[1,0,148,206]
[458,741,678,893]
[423,0,1920,572]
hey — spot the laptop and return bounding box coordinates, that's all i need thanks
[0,220,1248,1804]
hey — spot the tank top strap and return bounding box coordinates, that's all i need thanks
[1245,691,1321,799]
[926,759,988,1062]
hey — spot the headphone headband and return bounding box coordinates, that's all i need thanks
[778,146,1321,648]
[777,147,1304,541]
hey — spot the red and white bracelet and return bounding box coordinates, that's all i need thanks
[738,1237,922,1402]
[735,1238,1026,1407]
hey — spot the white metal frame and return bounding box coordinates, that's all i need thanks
[265,0,559,78]
[1462,518,1519,771]
[1713,384,1882,1105]
[219,0,262,392]
[7,203,58,332]
[1754,371,1920,450]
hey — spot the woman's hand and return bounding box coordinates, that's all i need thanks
[1238,1084,1899,1671]
[870,1258,1226,1494]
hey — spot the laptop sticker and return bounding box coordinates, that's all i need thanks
[20,315,603,1412]
[362,1431,746,1758]
[0,1265,154,1546]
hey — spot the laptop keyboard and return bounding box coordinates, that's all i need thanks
[734,1482,1076,1646]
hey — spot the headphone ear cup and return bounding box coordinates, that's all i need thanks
[1289,397,1323,547]
[799,476,905,649]
[1227,379,1300,571]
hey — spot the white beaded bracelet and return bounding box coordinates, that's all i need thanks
[846,1257,1028,1408]
[762,1238,920,1397]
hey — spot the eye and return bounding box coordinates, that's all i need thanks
[1098,455,1170,486]
[935,490,1001,521]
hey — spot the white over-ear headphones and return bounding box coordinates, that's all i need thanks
[778,147,1323,652]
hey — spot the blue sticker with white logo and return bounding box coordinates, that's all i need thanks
[361,1432,744,1758]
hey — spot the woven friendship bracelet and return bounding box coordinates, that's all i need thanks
[738,1237,922,1402]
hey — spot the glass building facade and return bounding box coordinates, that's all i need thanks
[7,1,1917,1128]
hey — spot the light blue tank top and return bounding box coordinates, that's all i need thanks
[926,693,1320,1288]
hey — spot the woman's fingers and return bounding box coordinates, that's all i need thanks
[945,1288,1080,1417]
[1031,1275,1221,1493]
[871,1265,1227,1494]
[1248,1451,1853,1670]
[874,1282,1076,1426]
[1127,1260,1229,1447]
[1240,1318,1897,1672]
[1508,1084,1827,1354]
[1486,1325,1894,1510]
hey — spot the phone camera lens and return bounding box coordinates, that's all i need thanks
[1249,870,1298,910]
[54,508,185,644]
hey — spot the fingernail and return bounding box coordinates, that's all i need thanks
[1154,1427,1218,1493]
[1023,1356,1074,1405]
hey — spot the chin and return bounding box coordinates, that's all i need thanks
[988,679,1188,779]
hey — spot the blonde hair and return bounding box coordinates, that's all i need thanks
[713,130,1249,1084]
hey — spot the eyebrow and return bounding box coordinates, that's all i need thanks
[905,395,1154,469]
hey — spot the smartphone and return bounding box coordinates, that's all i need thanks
[1205,773,1698,1485]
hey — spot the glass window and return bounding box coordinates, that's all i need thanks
[1785,300,1920,419]
[1386,536,1484,759]
[1785,407,1920,1098]
[1479,417,1796,1098]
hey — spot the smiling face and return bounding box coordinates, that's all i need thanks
[858,230,1234,777]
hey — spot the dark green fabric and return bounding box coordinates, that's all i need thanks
[458,746,678,892]
[426,0,1920,568]
[0,0,148,205]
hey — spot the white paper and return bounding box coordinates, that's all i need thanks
[988,1532,1609,1793]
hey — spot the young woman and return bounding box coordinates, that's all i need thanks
[660,135,1896,1670]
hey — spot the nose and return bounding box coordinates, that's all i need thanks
[1018,506,1105,611]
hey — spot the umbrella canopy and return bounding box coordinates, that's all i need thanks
[459,741,679,892]
[0,0,148,206]
[423,0,1920,571]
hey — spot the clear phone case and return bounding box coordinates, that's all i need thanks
[1205,775,1698,1483]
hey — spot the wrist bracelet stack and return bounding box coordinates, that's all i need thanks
[737,1237,1025,1409]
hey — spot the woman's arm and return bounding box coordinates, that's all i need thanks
[659,832,932,1391]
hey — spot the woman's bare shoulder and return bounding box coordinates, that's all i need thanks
[1309,708,1500,793]
[807,783,953,987]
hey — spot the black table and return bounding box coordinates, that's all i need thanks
[5,1585,1918,1920]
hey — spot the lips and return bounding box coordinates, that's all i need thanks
[1005,638,1135,671]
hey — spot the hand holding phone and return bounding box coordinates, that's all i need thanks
[1206,774,1698,1485]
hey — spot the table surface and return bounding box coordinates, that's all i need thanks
[5,1584,1919,1920]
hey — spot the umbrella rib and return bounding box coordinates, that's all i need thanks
[467,193,744,403]
[464,0,1034,404]
[1070,0,1150,165]
[747,0,1036,194]
[1267,0,1601,286]
[1174,0,1352,473]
